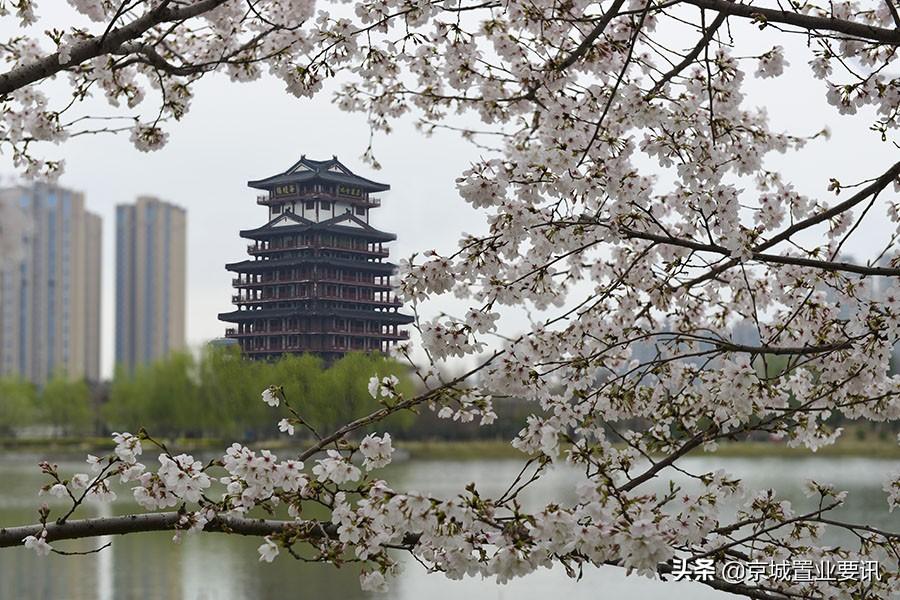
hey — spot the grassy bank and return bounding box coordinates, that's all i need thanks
[705,438,900,459]
[397,437,900,460]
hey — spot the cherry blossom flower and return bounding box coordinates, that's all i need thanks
[885,470,900,511]
[258,538,279,562]
[312,450,362,484]
[85,454,103,473]
[368,375,400,399]
[359,433,393,470]
[129,124,169,153]
[23,530,51,557]
[261,386,280,407]
[755,46,789,78]
[112,432,142,464]
[359,570,388,592]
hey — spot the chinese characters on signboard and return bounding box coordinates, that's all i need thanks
[274,184,297,197]
[338,185,361,197]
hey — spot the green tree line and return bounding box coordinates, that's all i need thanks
[0,348,415,439]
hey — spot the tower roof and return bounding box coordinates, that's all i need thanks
[225,256,398,274]
[239,211,396,241]
[219,307,414,325]
[248,155,390,193]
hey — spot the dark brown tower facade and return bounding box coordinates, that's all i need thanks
[219,156,413,360]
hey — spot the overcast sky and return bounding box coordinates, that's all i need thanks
[12,83,485,377]
[0,6,895,378]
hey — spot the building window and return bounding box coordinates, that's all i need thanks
[355,206,365,216]
[305,201,315,210]
[321,201,332,210]
[272,205,282,214]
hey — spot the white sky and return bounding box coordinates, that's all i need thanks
[0,5,896,378]
[22,81,485,377]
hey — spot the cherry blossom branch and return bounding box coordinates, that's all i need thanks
[886,0,900,28]
[646,11,728,97]
[0,512,313,548]
[620,226,900,277]
[759,161,900,252]
[297,351,502,462]
[0,0,230,96]
[550,0,628,72]
[684,0,900,45]
[682,160,900,286]
[4,508,882,600]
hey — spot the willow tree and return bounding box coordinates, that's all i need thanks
[0,1,898,598]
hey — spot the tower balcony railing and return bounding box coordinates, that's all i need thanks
[230,328,409,340]
[232,275,392,288]
[233,292,402,307]
[317,276,392,287]
[255,193,381,208]
[246,343,380,355]
[245,336,399,355]
[247,243,389,258]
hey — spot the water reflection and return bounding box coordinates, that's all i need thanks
[1,454,895,599]
[97,502,112,600]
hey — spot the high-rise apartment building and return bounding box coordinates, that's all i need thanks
[115,196,187,372]
[0,183,102,384]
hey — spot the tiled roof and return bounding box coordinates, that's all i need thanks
[239,212,396,241]
[248,156,390,192]
[225,256,397,273]
[219,307,414,324]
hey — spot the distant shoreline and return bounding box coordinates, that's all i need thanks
[1,436,897,461]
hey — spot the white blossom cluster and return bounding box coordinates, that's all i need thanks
[358,433,393,470]
[221,444,309,511]
[25,371,898,600]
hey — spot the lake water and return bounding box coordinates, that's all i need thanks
[0,452,896,599]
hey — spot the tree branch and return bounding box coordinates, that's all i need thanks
[684,0,900,45]
[620,226,900,277]
[552,0,628,72]
[0,512,321,548]
[646,11,728,98]
[0,0,230,97]
[297,350,502,462]
[886,0,900,29]
[681,160,900,287]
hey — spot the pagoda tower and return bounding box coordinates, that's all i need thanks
[219,156,413,360]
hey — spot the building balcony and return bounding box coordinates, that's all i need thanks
[255,193,381,208]
[231,329,409,341]
[232,275,392,289]
[232,292,402,307]
[245,340,389,355]
[247,243,389,258]
[228,256,396,275]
